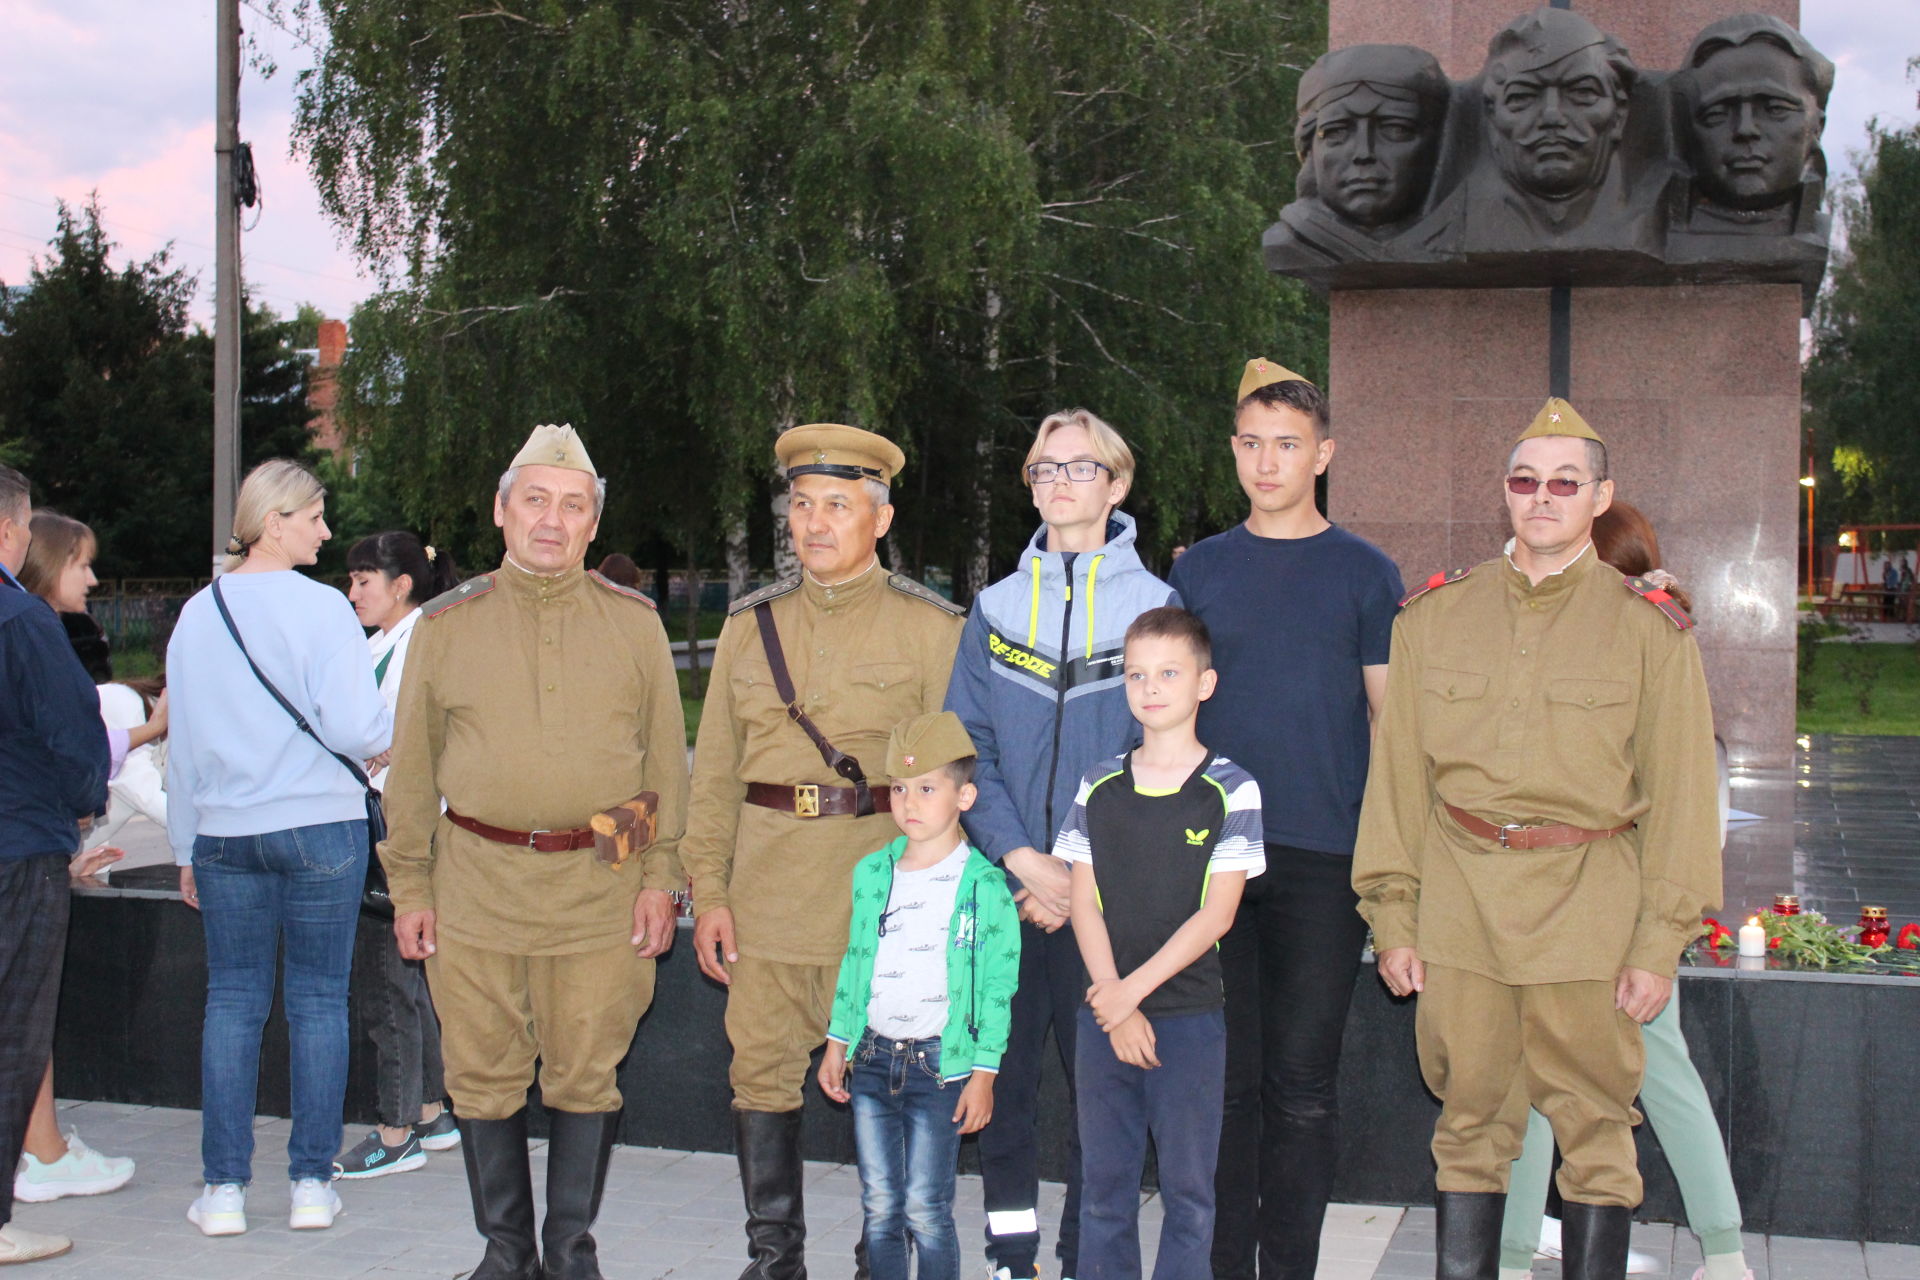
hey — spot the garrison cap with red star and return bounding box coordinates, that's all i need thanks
[885,711,977,779]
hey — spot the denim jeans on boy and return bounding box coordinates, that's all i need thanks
[850,1030,965,1280]
[1076,1006,1225,1280]
[194,820,365,1185]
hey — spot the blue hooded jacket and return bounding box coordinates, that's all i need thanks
[944,512,1177,874]
[0,572,109,861]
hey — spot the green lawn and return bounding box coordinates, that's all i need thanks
[1798,641,1920,735]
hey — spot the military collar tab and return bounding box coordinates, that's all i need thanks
[728,575,801,616]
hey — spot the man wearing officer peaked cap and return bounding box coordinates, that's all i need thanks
[379,422,690,1280]
[681,423,965,1280]
[1351,398,1721,1280]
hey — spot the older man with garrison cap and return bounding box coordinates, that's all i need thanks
[1352,401,1722,1280]
[682,423,965,1280]
[379,424,690,1280]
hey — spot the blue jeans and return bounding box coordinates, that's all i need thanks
[850,1030,965,1280]
[194,820,365,1185]
[1076,1006,1226,1280]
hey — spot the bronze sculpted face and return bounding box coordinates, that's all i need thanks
[1311,87,1442,226]
[1485,43,1628,199]
[1687,36,1826,210]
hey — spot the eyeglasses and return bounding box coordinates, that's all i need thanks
[1506,475,1600,497]
[1026,460,1111,485]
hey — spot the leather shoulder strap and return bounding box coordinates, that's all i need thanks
[751,602,874,815]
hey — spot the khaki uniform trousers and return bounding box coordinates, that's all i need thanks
[1416,963,1646,1207]
[428,935,655,1120]
[725,955,837,1113]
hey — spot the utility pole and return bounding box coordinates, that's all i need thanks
[212,0,241,576]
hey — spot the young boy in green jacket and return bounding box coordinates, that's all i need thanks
[820,711,1022,1280]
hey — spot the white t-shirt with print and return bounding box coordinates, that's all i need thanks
[865,841,969,1041]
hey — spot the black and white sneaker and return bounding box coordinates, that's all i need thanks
[331,1130,427,1179]
[413,1111,461,1151]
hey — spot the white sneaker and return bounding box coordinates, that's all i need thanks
[288,1177,342,1230]
[13,1128,136,1202]
[188,1182,248,1236]
[0,1224,74,1264]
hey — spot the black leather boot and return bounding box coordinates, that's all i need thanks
[735,1109,807,1280]
[1558,1201,1633,1280]
[853,1232,870,1280]
[543,1109,623,1280]
[1433,1190,1505,1280]
[459,1110,542,1280]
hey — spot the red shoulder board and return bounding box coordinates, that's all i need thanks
[589,570,658,608]
[423,574,495,619]
[1623,575,1694,630]
[1398,566,1472,609]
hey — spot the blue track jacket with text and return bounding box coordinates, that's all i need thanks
[944,512,1178,880]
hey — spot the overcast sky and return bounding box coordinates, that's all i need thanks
[2,2,1914,326]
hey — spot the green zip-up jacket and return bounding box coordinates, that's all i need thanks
[826,836,1021,1079]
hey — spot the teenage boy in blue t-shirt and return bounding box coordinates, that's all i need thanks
[1055,606,1264,1280]
[1167,359,1402,1280]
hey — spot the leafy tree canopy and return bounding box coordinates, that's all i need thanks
[288,0,1328,592]
[0,198,318,577]
[1807,70,1920,542]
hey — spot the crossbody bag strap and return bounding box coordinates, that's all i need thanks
[752,600,873,817]
[210,578,373,792]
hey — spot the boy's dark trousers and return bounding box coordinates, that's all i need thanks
[1075,1006,1225,1280]
[0,855,71,1232]
[977,920,1084,1278]
[1210,846,1368,1280]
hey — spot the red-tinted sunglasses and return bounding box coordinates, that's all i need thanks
[1506,475,1600,497]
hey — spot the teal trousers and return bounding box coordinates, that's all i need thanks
[1497,986,1745,1271]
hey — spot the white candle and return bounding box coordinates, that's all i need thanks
[1738,916,1766,958]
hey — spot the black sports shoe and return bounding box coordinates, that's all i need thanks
[414,1110,462,1151]
[332,1130,427,1179]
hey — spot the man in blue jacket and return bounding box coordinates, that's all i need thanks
[0,466,110,1266]
[944,410,1177,1280]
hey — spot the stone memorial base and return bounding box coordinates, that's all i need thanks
[1328,282,1802,768]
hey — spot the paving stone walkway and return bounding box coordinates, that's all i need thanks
[14,1101,1917,1279]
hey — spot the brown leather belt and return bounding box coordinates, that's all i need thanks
[745,782,892,818]
[447,809,597,852]
[1444,803,1634,850]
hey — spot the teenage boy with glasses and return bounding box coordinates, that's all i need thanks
[1167,360,1402,1280]
[944,408,1176,1280]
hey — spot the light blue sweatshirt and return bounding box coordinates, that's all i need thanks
[165,570,393,864]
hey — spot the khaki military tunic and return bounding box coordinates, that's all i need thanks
[682,565,963,965]
[1353,544,1721,983]
[377,558,689,1118]
[379,559,689,953]
[1352,543,1720,1205]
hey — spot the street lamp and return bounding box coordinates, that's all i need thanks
[1801,474,1816,598]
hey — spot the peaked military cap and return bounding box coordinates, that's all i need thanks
[778,424,906,486]
[1514,397,1605,446]
[1237,357,1313,402]
[885,711,977,779]
[511,423,597,476]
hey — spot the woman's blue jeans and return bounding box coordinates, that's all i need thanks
[193,820,365,1185]
[849,1030,964,1280]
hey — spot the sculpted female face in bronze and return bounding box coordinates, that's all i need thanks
[1311,87,1442,227]
[1688,38,1824,210]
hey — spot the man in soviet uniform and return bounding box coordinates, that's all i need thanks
[381,424,689,1280]
[1351,400,1721,1280]
[683,423,965,1280]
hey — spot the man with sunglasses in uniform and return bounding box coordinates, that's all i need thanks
[1352,399,1722,1280]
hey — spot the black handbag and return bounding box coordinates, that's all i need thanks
[210,579,394,917]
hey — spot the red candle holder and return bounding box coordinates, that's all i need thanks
[1860,906,1890,949]
[1773,894,1801,916]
